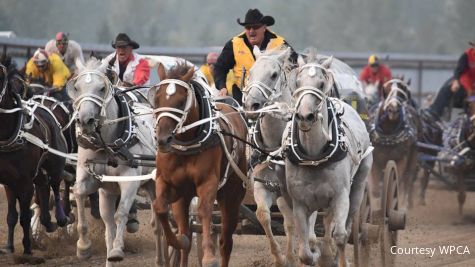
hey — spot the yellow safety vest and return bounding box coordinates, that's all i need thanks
[232,32,285,89]
[200,64,235,94]
[25,53,71,89]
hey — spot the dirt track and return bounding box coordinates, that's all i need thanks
[1,178,475,267]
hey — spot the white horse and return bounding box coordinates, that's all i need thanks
[362,81,381,110]
[284,52,373,266]
[67,58,159,267]
[243,46,317,267]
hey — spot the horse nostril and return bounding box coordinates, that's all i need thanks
[251,103,260,111]
[306,114,315,122]
[86,118,95,126]
[158,135,173,147]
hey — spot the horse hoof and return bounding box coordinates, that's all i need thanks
[107,248,125,262]
[76,242,92,260]
[178,234,191,251]
[0,247,12,254]
[202,257,218,267]
[126,219,140,233]
[57,216,69,227]
[45,222,58,233]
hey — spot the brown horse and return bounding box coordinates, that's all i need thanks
[151,63,248,267]
[369,78,421,208]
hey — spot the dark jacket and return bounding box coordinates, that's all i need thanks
[214,30,298,92]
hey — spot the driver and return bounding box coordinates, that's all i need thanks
[102,33,150,89]
[25,48,71,101]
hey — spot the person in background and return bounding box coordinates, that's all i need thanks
[359,54,392,97]
[426,41,475,120]
[25,48,71,101]
[45,32,84,74]
[213,8,298,105]
[102,33,150,88]
[199,51,234,90]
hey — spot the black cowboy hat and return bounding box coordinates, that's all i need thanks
[111,33,140,49]
[237,9,275,27]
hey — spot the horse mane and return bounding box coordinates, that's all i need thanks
[167,61,192,79]
[83,57,103,70]
[0,53,22,80]
[0,53,26,96]
[260,46,295,77]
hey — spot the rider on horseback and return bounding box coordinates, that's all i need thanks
[359,54,392,97]
[25,48,71,101]
[45,32,85,74]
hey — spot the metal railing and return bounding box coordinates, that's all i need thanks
[0,36,458,103]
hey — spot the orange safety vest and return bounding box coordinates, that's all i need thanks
[232,32,285,89]
[460,48,475,93]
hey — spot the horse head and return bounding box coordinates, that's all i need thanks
[382,78,411,101]
[151,62,195,152]
[363,80,380,106]
[293,52,333,133]
[243,46,291,120]
[380,78,413,122]
[66,57,111,135]
[0,54,27,101]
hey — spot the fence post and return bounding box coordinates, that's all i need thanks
[417,61,423,104]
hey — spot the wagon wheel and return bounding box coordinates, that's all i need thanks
[158,217,181,267]
[352,181,372,267]
[380,160,405,267]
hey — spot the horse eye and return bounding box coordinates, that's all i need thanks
[317,81,324,89]
[100,87,105,91]
[271,72,278,80]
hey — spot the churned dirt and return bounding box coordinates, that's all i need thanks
[1,178,475,267]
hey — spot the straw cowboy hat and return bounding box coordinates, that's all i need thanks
[111,33,140,49]
[237,9,275,27]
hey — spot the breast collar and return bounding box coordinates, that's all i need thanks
[167,79,220,155]
[284,99,348,167]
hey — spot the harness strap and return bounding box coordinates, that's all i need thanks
[21,132,77,161]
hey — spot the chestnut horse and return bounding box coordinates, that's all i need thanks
[0,55,69,256]
[151,63,248,267]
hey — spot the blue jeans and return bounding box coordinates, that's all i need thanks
[428,77,466,118]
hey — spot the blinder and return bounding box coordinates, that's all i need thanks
[153,78,195,135]
[244,55,285,103]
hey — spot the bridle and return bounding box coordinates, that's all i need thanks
[0,64,8,103]
[292,63,334,126]
[243,55,286,103]
[382,80,408,111]
[152,79,195,135]
[69,70,114,127]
